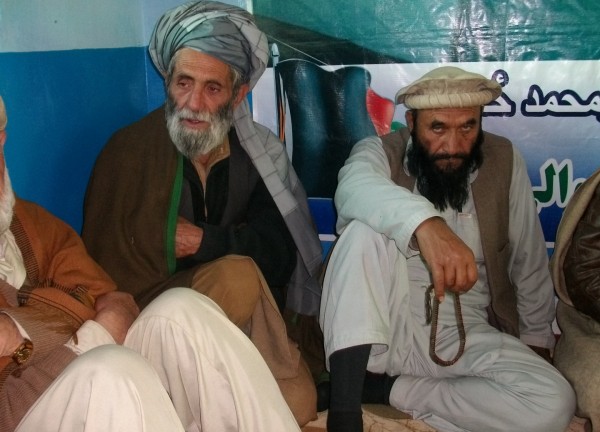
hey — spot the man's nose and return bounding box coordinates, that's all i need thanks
[186,87,206,112]
[443,131,461,153]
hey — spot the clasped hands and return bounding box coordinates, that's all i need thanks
[175,216,203,258]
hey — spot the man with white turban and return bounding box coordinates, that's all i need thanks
[319,66,576,431]
[82,0,321,426]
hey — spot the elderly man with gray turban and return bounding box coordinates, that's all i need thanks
[319,66,576,431]
[0,94,302,431]
[82,0,321,427]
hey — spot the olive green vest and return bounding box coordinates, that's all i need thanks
[381,128,519,337]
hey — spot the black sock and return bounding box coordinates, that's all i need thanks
[362,371,398,405]
[326,411,363,432]
[326,344,371,432]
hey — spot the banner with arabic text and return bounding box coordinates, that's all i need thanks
[252,60,600,253]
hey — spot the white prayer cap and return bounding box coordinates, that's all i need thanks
[396,66,501,109]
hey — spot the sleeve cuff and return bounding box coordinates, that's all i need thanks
[65,320,116,355]
[520,332,556,350]
[193,223,230,262]
[1,311,31,339]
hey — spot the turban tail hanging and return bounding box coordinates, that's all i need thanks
[148,1,269,91]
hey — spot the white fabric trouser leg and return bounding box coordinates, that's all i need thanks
[125,288,300,432]
[321,220,575,432]
[15,345,184,432]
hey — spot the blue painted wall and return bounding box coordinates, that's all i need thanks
[0,48,149,231]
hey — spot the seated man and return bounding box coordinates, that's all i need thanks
[82,1,322,424]
[320,66,575,432]
[0,95,301,431]
[0,94,135,430]
[551,166,600,430]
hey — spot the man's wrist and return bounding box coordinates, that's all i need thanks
[0,312,27,356]
[411,216,447,252]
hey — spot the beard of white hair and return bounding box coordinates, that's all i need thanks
[0,168,15,235]
[165,95,236,160]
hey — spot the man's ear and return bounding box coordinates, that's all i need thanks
[233,83,250,108]
[0,131,6,148]
[405,110,415,132]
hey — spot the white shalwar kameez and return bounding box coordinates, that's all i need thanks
[320,136,575,432]
[16,289,300,432]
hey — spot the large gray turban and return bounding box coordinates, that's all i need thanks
[396,66,502,109]
[149,1,269,90]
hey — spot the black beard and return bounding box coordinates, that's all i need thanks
[406,129,484,212]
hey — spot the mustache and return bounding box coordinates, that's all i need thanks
[430,153,469,161]
[175,108,211,122]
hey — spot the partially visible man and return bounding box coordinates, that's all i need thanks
[320,66,576,431]
[0,94,182,431]
[0,94,301,431]
[551,166,600,431]
[82,1,322,424]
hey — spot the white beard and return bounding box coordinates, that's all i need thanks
[0,169,15,235]
[166,97,234,160]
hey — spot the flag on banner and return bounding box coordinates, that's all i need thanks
[274,59,394,198]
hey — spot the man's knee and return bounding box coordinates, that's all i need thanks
[539,376,577,431]
[338,220,383,246]
[140,287,223,317]
[327,219,395,276]
[68,345,156,384]
[192,255,262,326]
[509,370,576,432]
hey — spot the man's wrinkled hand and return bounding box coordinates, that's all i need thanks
[0,313,24,357]
[414,217,478,302]
[175,216,203,258]
[94,292,140,344]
